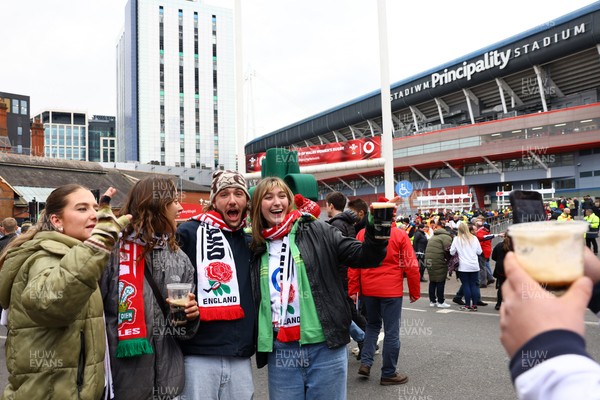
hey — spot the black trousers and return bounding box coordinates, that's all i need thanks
[586,236,598,254]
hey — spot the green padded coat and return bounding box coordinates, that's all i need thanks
[0,231,109,400]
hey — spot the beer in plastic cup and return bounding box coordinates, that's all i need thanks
[371,202,395,240]
[508,220,588,290]
[167,283,192,326]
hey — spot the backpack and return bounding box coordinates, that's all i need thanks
[444,244,460,276]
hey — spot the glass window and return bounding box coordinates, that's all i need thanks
[12,99,19,114]
[580,171,593,178]
[81,127,86,142]
[17,127,22,136]
[20,100,27,115]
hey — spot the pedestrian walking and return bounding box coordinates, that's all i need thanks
[491,235,512,310]
[424,220,453,308]
[413,224,429,282]
[584,208,599,255]
[450,223,483,311]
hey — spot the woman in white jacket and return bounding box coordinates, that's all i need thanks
[450,223,482,311]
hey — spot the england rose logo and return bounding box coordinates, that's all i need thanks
[204,262,233,296]
[286,284,296,315]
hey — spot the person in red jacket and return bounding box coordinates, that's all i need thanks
[349,223,421,386]
[475,220,500,288]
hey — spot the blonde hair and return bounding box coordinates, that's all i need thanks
[249,177,294,250]
[457,221,477,246]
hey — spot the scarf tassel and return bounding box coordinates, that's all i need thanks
[200,306,245,322]
[116,338,154,358]
[277,325,301,343]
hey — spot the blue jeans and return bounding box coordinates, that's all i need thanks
[360,296,403,378]
[457,271,480,307]
[181,355,254,400]
[350,320,365,342]
[268,340,347,400]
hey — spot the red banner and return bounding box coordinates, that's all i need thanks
[177,202,204,221]
[246,137,381,172]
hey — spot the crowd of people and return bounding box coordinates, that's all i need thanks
[0,178,598,399]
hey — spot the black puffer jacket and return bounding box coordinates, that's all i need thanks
[327,210,357,239]
[251,216,387,368]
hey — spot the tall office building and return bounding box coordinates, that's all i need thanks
[117,0,236,169]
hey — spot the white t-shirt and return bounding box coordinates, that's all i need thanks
[449,235,482,272]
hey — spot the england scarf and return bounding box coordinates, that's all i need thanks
[193,211,245,321]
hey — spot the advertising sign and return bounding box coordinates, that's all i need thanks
[246,136,380,172]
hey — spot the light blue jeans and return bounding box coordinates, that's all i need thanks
[349,320,365,342]
[267,340,348,400]
[181,355,254,400]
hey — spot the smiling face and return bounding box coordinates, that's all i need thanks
[51,188,98,242]
[166,197,183,227]
[260,186,290,228]
[212,187,248,229]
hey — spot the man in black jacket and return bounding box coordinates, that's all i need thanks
[177,170,255,400]
[326,191,357,238]
[326,191,366,359]
[412,224,428,282]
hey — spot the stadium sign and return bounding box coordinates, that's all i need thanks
[246,137,381,172]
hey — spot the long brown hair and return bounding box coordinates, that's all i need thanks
[0,184,88,268]
[120,176,179,259]
[502,234,513,252]
[249,177,294,250]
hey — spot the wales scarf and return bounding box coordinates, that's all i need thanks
[193,211,245,321]
[116,241,154,358]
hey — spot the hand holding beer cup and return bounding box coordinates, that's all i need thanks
[507,220,588,292]
[166,283,198,325]
[370,197,397,240]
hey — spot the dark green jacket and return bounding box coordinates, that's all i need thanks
[424,229,453,282]
[0,231,109,400]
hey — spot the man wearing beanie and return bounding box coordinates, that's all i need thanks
[177,170,255,399]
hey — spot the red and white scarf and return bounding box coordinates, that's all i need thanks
[262,210,303,341]
[116,241,153,358]
[193,211,245,321]
[262,210,302,241]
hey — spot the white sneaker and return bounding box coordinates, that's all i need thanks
[437,302,451,308]
[429,302,437,307]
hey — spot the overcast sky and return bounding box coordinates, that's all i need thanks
[1,0,597,142]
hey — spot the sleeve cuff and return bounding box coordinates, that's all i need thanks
[509,329,592,382]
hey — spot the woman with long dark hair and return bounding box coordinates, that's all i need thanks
[102,176,199,400]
